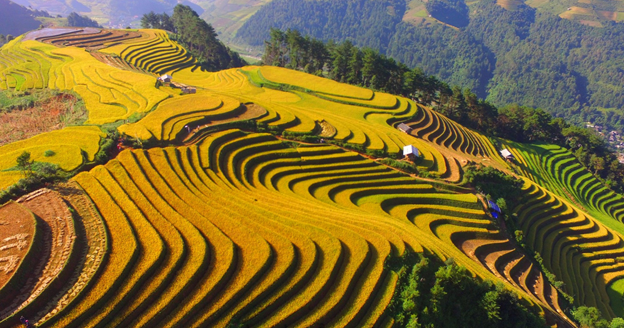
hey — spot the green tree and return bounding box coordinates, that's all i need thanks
[347,47,363,85]
[263,28,287,67]
[331,40,354,82]
[140,11,174,32]
[361,48,378,87]
[16,151,33,178]
[611,318,624,328]
[572,307,610,328]
[590,154,606,175]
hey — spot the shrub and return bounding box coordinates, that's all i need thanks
[44,150,55,157]
[379,158,418,174]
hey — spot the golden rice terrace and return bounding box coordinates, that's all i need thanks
[0,27,623,327]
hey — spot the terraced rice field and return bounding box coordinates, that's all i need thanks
[503,143,624,226]
[0,34,169,124]
[514,180,623,314]
[0,126,105,190]
[37,29,142,50]
[503,142,624,316]
[101,30,196,75]
[3,27,624,326]
[56,130,568,327]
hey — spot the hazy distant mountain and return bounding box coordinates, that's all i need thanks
[0,0,45,36]
[9,0,199,27]
[198,0,273,42]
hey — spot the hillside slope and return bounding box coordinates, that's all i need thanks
[237,0,624,134]
[0,0,44,36]
[3,27,624,326]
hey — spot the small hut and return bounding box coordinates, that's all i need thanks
[403,145,419,161]
[158,74,172,83]
[500,149,514,160]
[488,200,502,219]
[397,123,413,134]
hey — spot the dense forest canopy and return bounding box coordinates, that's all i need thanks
[389,254,549,328]
[141,5,246,71]
[238,0,624,136]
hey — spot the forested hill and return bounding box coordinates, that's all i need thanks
[0,0,47,36]
[237,0,624,132]
[141,5,246,71]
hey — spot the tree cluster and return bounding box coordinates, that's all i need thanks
[464,165,524,205]
[572,306,624,328]
[141,5,245,71]
[29,7,50,18]
[264,28,624,194]
[0,34,14,47]
[140,11,174,32]
[67,12,101,28]
[388,254,548,328]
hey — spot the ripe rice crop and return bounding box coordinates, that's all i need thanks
[0,32,598,326]
[259,66,374,100]
[53,172,138,328]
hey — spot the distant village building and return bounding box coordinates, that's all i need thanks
[158,74,172,83]
[397,123,413,134]
[403,145,419,161]
[500,149,514,160]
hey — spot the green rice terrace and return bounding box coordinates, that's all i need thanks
[1,26,624,327]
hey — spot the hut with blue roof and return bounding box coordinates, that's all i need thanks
[488,200,502,219]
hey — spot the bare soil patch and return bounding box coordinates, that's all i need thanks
[598,10,617,20]
[0,91,87,146]
[0,202,35,289]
